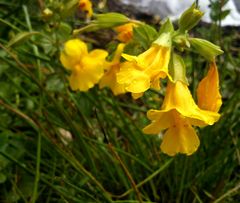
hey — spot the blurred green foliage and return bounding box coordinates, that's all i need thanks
[0,0,240,202]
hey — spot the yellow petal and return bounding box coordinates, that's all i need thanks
[69,56,104,91]
[60,39,88,70]
[122,54,138,63]
[99,44,126,95]
[151,75,161,90]
[131,92,144,99]
[112,43,125,63]
[88,49,108,61]
[141,46,170,78]
[117,62,150,93]
[143,118,171,134]
[125,75,150,93]
[114,23,136,43]
[160,117,200,156]
[99,65,126,95]
[197,61,222,112]
[143,109,176,134]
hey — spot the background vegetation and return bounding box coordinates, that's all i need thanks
[0,0,239,202]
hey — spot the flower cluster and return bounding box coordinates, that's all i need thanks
[60,3,223,156]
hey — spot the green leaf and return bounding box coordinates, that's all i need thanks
[7,31,41,47]
[61,0,79,18]
[159,18,174,35]
[56,22,72,41]
[0,172,7,184]
[46,74,65,92]
[220,10,231,20]
[133,24,158,49]
[0,64,9,77]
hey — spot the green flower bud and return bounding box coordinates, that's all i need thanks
[169,53,188,85]
[178,3,204,32]
[73,12,130,34]
[95,12,130,28]
[189,38,224,61]
[173,33,190,51]
[42,8,53,19]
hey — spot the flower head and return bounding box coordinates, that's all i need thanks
[117,43,171,98]
[99,43,126,95]
[143,81,220,156]
[79,0,93,18]
[114,23,137,43]
[60,39,108,91]
[197,61,222,112]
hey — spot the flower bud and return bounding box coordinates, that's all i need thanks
[178,3,204,32]
[169,53,188,85]
[173,33,190,51]
[96,12,130,28]
[189,38,224,61]
[42,8,53,19]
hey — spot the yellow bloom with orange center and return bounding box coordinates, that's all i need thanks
[197,61,222,112]
[99,43,126,95]
[117,40,171,99]
[60,39,108,91]
[114,23,137,43]
[143,81,220,156]
[79,0,93,18]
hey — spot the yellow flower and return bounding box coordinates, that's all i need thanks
[79,0,93,18]
[117,43,170,98]
[197,61,222,112]
[114,23,137,43]
[143,81,220,156]
[99,43,126,95]
[60,39,108,91]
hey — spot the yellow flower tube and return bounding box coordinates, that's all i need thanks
[60,39,108,91]
[197,61,222,112]
[117,33,172,98]
[99,43,126,95]
[143,81,220,156]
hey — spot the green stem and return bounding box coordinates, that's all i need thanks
[23,5,42,203]
[117,158,173,198]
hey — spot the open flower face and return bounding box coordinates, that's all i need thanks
[60,39,108,91]
[143,81,220,156]
[99,43,126,95]
[117,44,171,98]
[197,61,222,112]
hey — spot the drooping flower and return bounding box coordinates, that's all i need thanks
[99,43,126,95]
[79,0,93,18]
[197,61,222,112]
[60,39,108,91]
[114,23,137,43]
[117,35,171,98]
[143,81,220,156]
